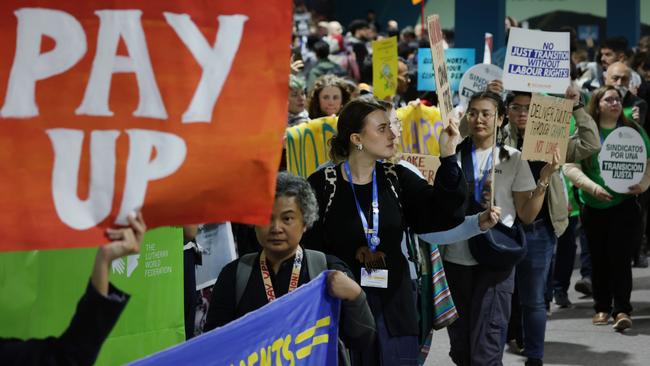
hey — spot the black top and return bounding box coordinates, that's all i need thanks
[0,282,129,366]
[204,251,375,350]
[516,136,551,224]
[303,157,466,336]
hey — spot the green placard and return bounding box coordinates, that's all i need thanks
[0,227,185,365]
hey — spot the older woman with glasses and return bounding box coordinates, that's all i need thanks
[564,85,650,332]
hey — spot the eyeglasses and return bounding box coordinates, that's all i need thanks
[466,110,496,120]
[509,104,530,113]
[601,96,622,105]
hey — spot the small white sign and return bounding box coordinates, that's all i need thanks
[503,27,571,93]
[458,63,503,107]
[360,268,389,288]
[599,126,647,193]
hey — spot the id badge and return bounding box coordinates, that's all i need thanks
[360,268,388,288]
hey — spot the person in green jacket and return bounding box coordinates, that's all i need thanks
[564,85,650,331]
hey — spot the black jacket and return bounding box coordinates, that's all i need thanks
[0,282,129,366]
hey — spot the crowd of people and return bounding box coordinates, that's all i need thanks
[4,3,650,366]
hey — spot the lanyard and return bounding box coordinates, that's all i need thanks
[259,247,303,302]
[471,144,493,204]
[344,161,380,252]
[599,121,623,144]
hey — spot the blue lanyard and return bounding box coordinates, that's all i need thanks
[343,161,380,252]
[471,144,493,204]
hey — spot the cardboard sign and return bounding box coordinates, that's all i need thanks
[598,126,647,193]
[0,1,291,251]
[396,104,444,156]
[521,94,573,163]
[417,48,476,92]
[401,153,441,185]
[503,27,571,93]
[458,63,503,107]
[372,36,398,100]
[426,15,453,127]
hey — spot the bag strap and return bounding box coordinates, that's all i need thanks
[305,249,328,279]
[235,253,257,307]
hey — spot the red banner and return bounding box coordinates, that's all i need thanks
[0,0,291,251]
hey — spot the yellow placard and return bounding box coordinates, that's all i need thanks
[372,36,398,100]
[286,116,338,178]
[396,104,444,156]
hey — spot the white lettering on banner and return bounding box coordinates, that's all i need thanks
[76,10,168,119]
[1,8,87,118]
[1,9,248,122]
[115,129,187,225]
[47,129,119,230]
[164,13,249,123]
[47,129,187,229]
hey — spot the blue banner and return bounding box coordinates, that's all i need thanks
[418,48,476,92]
[130,272,341,366]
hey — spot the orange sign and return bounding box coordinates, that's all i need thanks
[0,0,291,251]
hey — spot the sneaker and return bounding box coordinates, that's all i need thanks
[592,312,610,325]
[554,292,572,308]
[613,313,632,331]
[507,339,524,354]
[525,358,543,366]
[545,302,552,317]
[575,277,592,296]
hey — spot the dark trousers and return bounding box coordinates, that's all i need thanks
[583,199,640,316]
[553,216,580,294]
[444,261,514,366]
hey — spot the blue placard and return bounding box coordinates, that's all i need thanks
[130,272,341,366]
[418,48,476,92]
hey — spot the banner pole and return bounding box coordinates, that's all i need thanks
[421,1,425,33]
[490,111,498,208]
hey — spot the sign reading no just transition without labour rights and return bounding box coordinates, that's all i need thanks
[503,27,571,94]
[599,126,648,193]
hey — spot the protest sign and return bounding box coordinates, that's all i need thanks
[426,15,453,127]
[194,222,237,290]
[418,48,475,92]
[521,94,573,163]
[458,63,503,107]
[397,104,444,156]
[372,36,398,100]
[0,227,185,365]
[286,116,338,178]
[503,27,571,93]
[130,272,340,366]
[598,127,647,193]
[402,153,441,184]
[0,0,291,251]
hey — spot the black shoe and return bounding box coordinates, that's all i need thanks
[575,277,592,296]
[633,255,649,268]
[554,292,572,308]
[525,358,543,366]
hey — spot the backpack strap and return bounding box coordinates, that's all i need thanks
[322,165,337,220]
[305,249,328,279]
[235,253,257,307]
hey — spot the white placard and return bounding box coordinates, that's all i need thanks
[599,126,647,193]
[503,28,571,93]
[458,63,503,107]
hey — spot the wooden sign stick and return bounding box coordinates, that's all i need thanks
[490,111,499,208]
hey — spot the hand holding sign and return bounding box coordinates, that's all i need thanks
[439,117,461,157]
[479,206,502,231]
[539,147,561,183]
[593,185,613,202]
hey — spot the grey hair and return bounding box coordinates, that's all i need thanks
[275,171,319,228]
